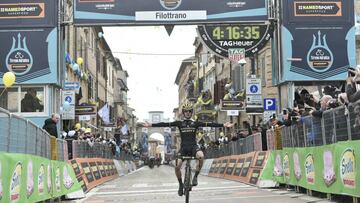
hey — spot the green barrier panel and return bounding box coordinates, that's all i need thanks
[260,140,359,197]
[0,153,81,203]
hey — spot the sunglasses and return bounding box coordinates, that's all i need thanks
[183,110,193,113]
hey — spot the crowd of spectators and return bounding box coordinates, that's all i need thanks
[268,66,360,130]
[60,123,135,160]
[202,66,360,156]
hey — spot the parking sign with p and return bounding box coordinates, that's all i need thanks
[264,98,276,111]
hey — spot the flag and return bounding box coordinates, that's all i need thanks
[98,103,110,124]
[121,124,128,135]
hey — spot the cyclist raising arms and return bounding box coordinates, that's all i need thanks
[144,101,234,196]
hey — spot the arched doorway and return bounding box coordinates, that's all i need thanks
[149,132,165,163]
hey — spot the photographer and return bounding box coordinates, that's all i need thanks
[346,67,360,103]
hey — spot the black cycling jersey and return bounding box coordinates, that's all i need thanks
[152,119,223,147]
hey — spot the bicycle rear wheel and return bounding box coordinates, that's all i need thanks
[184,165,192,203]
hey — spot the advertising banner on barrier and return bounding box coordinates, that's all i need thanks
[207,152,267,186]
[69,158,119,193]
[260,140,360,198]
[0,153,81,203]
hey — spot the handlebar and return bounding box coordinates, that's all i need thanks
[179,156,199,160]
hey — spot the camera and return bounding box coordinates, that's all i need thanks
[283,109,287,115]
[348,67,356,77]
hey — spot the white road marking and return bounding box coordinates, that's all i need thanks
[96,187,255,198]
[161,183,179,186]
[96,185,256,195]
[134,194,288,203]
[132,183,149,187]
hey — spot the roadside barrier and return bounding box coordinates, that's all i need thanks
[0,107,51,159]
[69,158,118,193]
[203,151,270,186]
[266,101,360,150]
[205,133,263,159]
[0,152,81,202]
[72,140,113,159]
[259,140,360,199]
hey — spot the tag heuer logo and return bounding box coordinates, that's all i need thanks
[160,0,182,10]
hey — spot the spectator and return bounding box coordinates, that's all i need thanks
[268,114,283,128]
[74,123,81,136]
[260,122,268,151]
[346,67,360,103]
[21,88,44,112]
[351,103,360,128]
[65,130,77,159]
[243,121,253,135]
[84,128,94,147]
[43,113,60,138]
[310,95,333,118]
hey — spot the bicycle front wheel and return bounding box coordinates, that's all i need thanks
[184,166,191,203]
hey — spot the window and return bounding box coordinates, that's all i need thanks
[21,87,44,112]
[0,86,45,113]
[0,88,18,112]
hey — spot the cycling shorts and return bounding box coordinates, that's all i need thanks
[177,144,201,157]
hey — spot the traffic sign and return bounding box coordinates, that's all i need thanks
[79,115,91,121]
[64,82,80,89]
[65,96,72,103]
[264,98,276,111]
[62,90,75,120]
[249,85,259,94]
[246,78,261,95]
[227,110,239,116]
[263,111,276,122]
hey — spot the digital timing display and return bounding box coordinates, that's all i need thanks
[197,23,273,57]
[211,25,262,40]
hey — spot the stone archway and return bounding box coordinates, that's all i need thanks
[136,126,175,164]
[149,132,165,162]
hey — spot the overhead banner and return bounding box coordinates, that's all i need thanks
[0,28,58,84]
[281,0,355,81]
[285,0,352,24]
[74,0,268,25]
[0,0,58,28]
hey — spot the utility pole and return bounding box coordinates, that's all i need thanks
[250,55,256,127]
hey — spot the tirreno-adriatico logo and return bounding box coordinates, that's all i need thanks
[6,33,33,76]
[307,31,333,73]
[160,0,182,10]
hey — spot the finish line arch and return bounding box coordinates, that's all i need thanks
[73,0,270,26]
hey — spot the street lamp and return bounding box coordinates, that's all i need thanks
[237,58,247,66]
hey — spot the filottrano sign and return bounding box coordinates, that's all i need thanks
[74,0,268,25]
